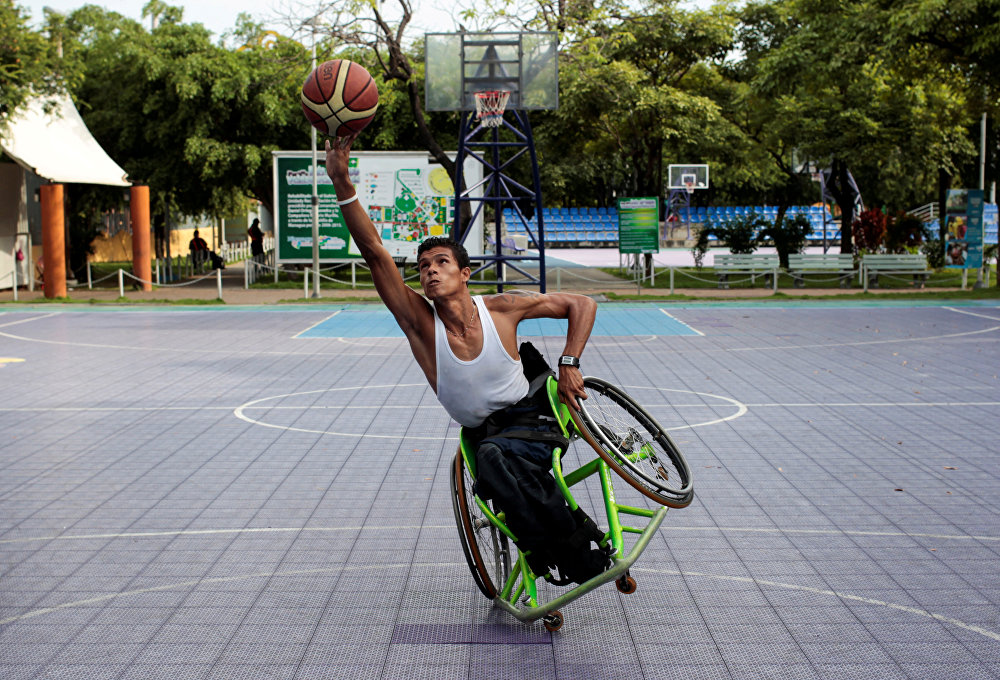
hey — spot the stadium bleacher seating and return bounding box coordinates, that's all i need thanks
[500,204,999,247]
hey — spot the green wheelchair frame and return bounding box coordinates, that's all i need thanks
[450,376,691,631]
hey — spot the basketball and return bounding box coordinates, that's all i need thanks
[300,59,379,137]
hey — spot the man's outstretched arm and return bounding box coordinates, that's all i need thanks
[324,137,427,330]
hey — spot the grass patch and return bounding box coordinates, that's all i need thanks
[601,264,998,291]
[604,287,1000,302]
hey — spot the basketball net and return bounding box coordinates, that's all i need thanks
[474,90,510,128]
[684,181,695,196]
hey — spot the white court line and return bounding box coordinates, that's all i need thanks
[744,401,1000,408]
[660,308,705,336]
[230,385,748,437]
[3,523,997,546]
[0,312,59,329]
[633,567,1000,643]
[2,311,997,355]
[1,555,997,644]
[231,384,455,441]
[293,310,342,339]
[945,306,1000,321]
[3,401,997,414]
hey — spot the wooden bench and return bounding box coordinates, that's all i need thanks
[714,253,780,290]
[861,254,931,291]
[787,253,855,288]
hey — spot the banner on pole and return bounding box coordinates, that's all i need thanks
[944,189,984,269]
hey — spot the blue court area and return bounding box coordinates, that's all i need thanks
[1,301,1000,679]
[297,304,702,338]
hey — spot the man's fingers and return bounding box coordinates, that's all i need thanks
[324,139,331,151]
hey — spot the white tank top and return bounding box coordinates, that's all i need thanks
[434,295,529,427]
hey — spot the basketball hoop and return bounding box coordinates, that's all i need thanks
[474,90,510,128]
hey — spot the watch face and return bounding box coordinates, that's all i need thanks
[559,356,578,366]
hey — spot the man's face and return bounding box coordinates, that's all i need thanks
[418,246,470,299]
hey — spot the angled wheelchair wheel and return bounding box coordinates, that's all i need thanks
[450,450,513,599]
[571,377,694,508]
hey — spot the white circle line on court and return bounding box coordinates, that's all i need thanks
[2,557,998,644]
[231,384,747,439]
[4,523,996,546]
[231,384,451,441]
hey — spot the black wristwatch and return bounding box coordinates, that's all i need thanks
[558,355,580,368]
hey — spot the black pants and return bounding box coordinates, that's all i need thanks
[473,441,575,554]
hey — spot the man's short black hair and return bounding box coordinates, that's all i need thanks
[418,237,471,271]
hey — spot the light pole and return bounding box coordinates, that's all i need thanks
[306,15,322,298]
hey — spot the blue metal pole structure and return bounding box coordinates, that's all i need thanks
[452,108,547,292]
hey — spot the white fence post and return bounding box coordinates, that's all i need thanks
[87,261,92,289]
[11,268,17,302]
[217,268,223,299]
[304,267,309,298]
[244,260,249,289]
[118,269,124,297]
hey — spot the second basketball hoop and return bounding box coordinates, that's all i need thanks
[474,90,510,127]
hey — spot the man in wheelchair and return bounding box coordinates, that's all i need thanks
[325,136,610,585]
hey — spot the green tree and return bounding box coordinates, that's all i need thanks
[534,0,735,203]
[0,2,65,127]
[64,4,312,219]
[746,0,975,253]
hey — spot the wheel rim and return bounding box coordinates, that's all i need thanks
[452,451,511,598]
[576,378,694,507]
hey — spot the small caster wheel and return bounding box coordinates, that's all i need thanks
[543,610,564,632]
[616,574,637,594]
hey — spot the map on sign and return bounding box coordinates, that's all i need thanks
[364,167,454,244]
[273,151,483,263]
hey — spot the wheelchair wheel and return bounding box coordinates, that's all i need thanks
[450,450,513,599]
[571,377,694,508]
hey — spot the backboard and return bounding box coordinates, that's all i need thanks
[667,164,710,191]
[424,32,558,112]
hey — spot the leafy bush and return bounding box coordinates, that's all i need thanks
[922,238,944,269]
[852,209,887,254]
[691,213,765,267]
[761,213,812,268]
[885,212,927,253]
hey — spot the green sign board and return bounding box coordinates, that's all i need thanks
[272,151,482,263]
[944,189,984,269]
[617,197,660,254]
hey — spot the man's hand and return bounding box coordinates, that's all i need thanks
[558,365,587,411]
[324,135,358,192]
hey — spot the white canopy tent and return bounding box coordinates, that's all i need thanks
[1,93,132,294]
[0,92,129,186]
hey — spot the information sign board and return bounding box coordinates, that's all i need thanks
[617,197,660,254]
[944,189,984,269]
[272,151,482,263]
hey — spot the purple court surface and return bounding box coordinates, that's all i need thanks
[1,301,999,679]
